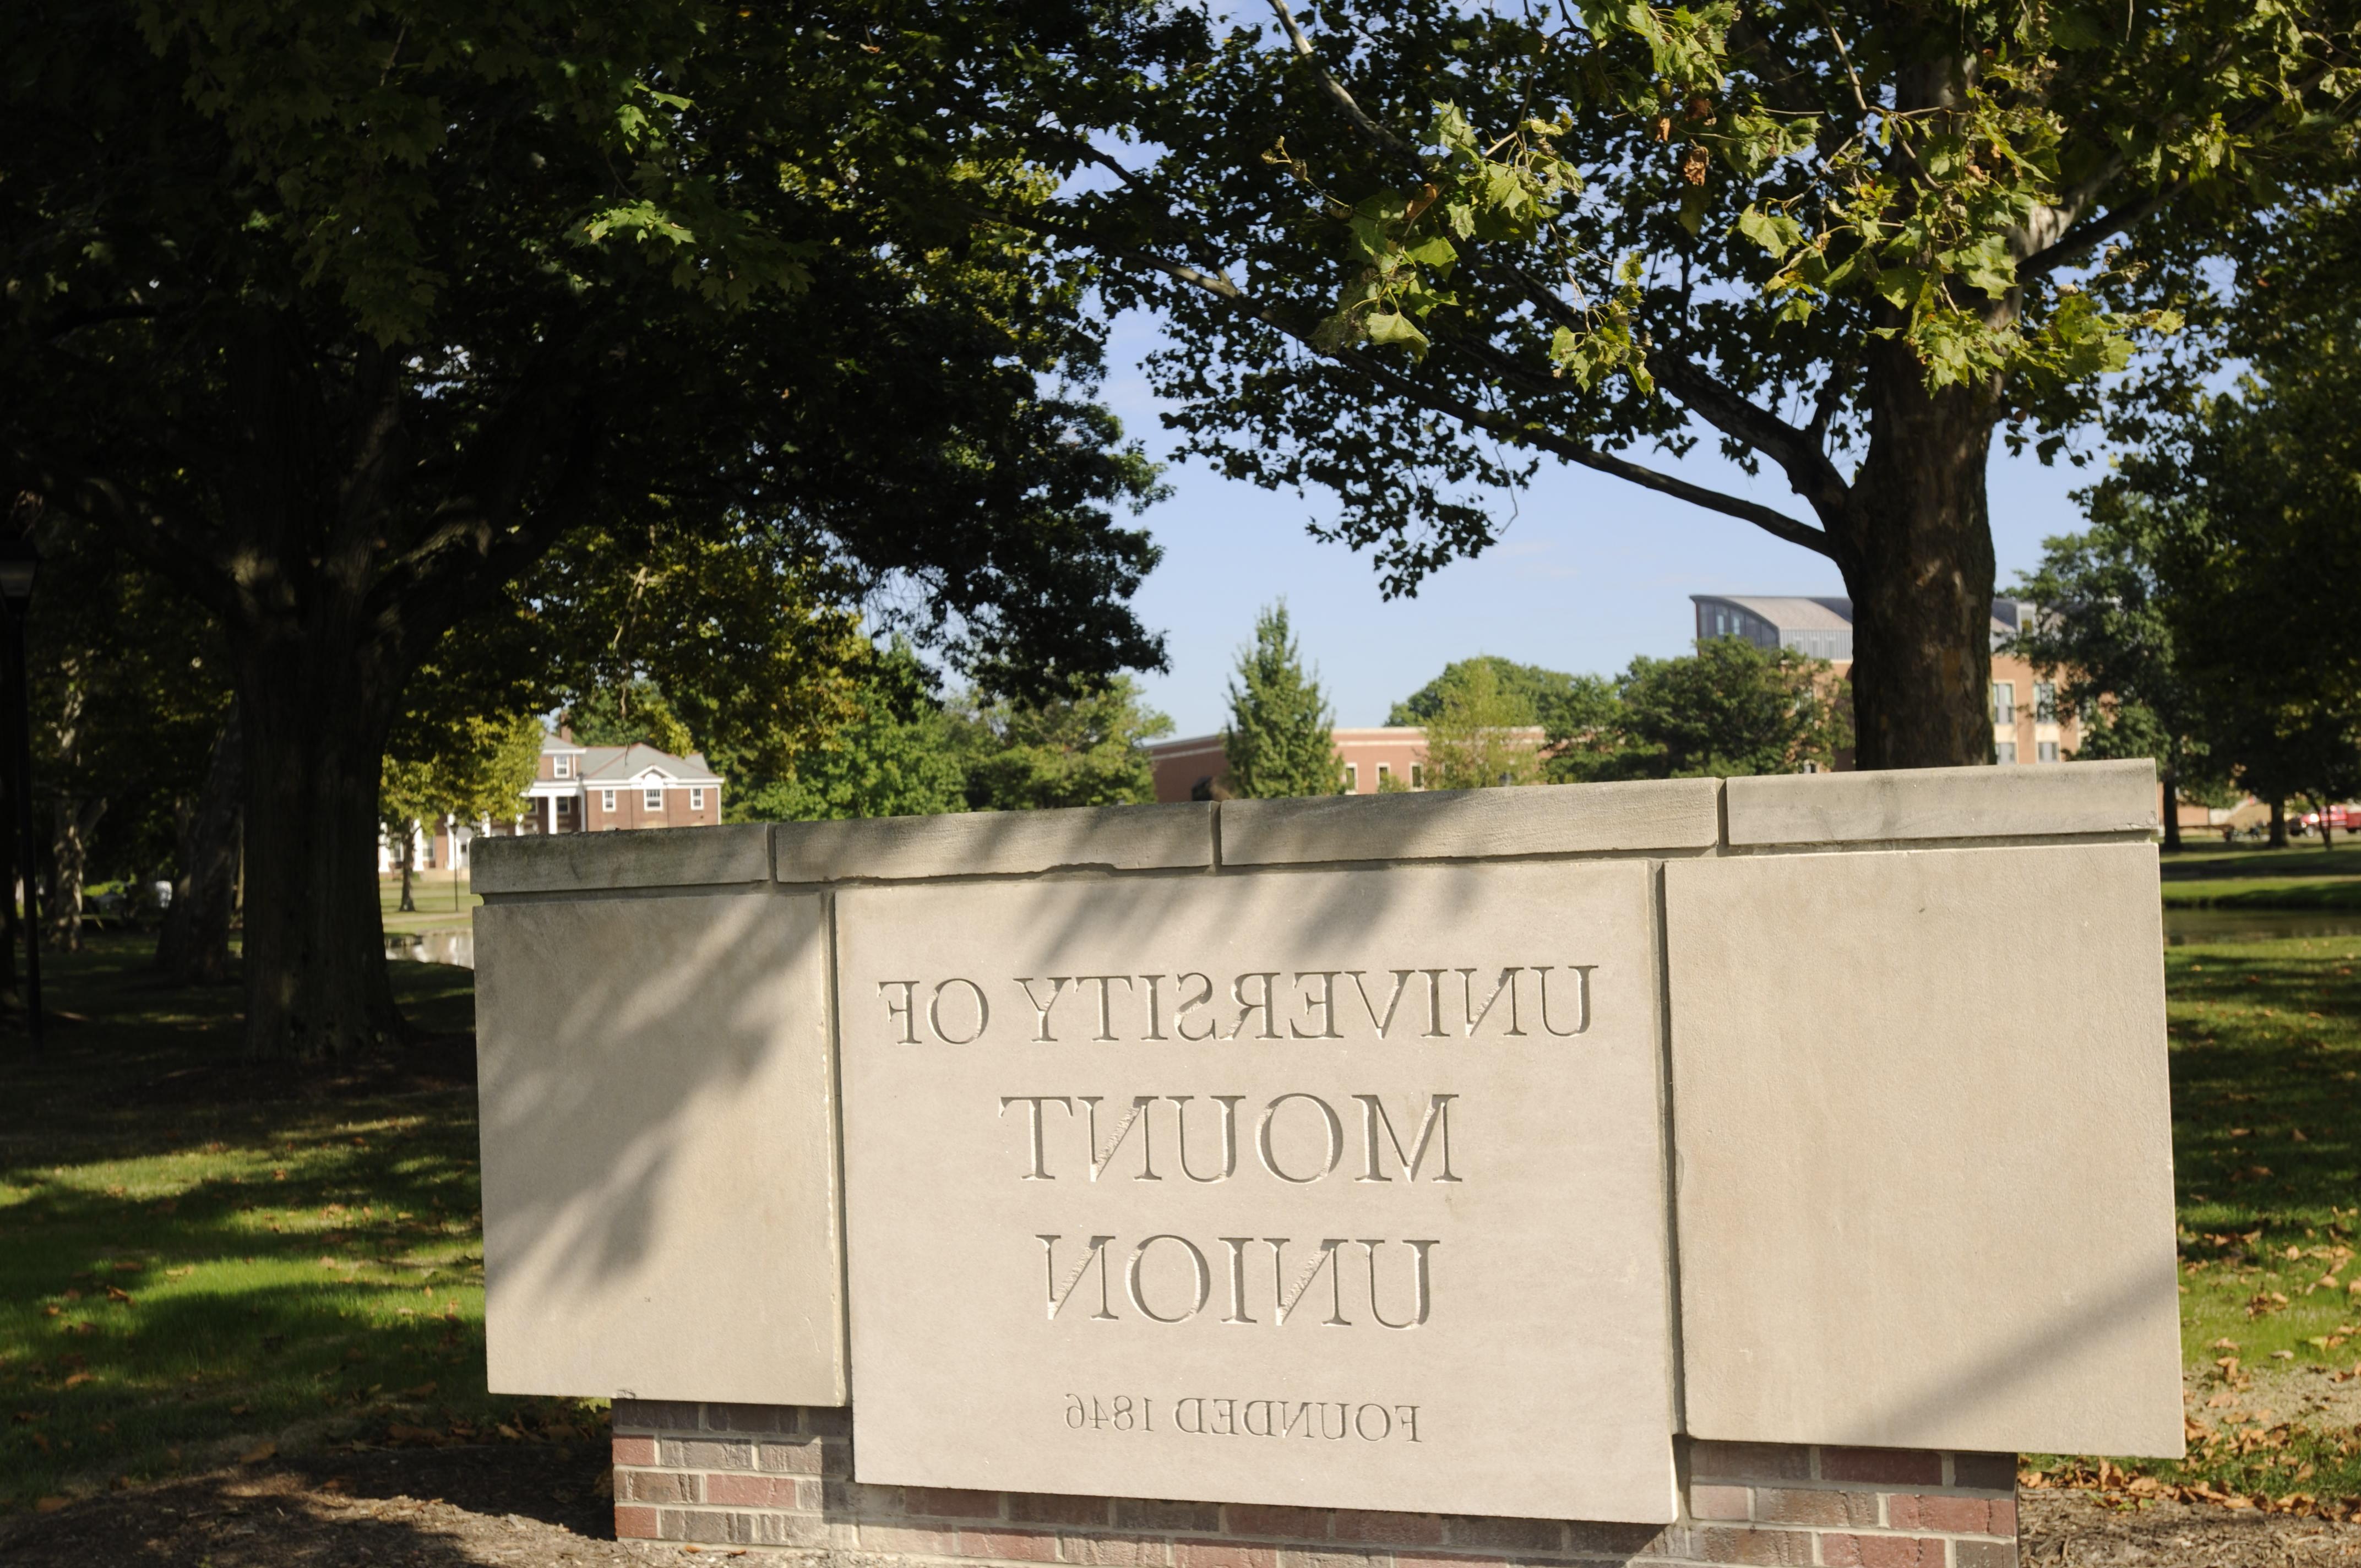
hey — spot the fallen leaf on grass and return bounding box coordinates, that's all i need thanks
[62,1372,91,1388]
[238,1439,275,1464]
[386,1423,443,1445]
[403,1382,436,1397]
[106,1287,133,1304]
[34,1498,69,1513]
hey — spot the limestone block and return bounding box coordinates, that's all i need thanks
[475,889,845,1405]
[473,824,773,895]
[1723,759,2157,847]
[1219,778,1721,867]
[774,804,1213,884]
[834,862,1678,1522]
[1666,842,2183,1457]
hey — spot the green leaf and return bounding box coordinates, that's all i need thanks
[1366,310,1432,357]
[1401,232,1459,276]
[1736,205,1804,260]
[1943,234,2017,300]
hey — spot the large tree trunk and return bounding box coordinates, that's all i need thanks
[2159,764,2183,853]
[2268,797,2287,848]
[236,638,406,1060]
[397,826,417,913]
[155,704,244,986]
[1837,342,1998,771]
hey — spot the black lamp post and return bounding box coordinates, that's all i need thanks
[0,535,41,1053]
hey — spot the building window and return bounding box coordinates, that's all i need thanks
[555,797,573,818]
[553,756,572,779]
[600,789,616,812]
[644,787,665,812]
[2034,681,2057,722]
[689,787,705,812]
[1375,765,1391,786]
[2037,740,2060,764]
[1343,764,1359,791]
[1410,764,1425,789]
[1991,682,2015,726]
[1996,741,2019,764]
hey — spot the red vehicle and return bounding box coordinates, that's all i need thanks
[2298,804,2359,832]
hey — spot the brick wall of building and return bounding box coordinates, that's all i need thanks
[611,1401,2019,1566]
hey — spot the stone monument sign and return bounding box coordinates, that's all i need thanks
[837,861,1675,1521]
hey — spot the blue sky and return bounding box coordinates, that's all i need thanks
[1097,311,2106,737]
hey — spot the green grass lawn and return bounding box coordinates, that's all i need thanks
[0,933,590,1517]
[2160,840,2361,911]
[2024,930,2361,1510]
[379,870,478,936]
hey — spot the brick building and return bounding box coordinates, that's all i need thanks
[1690,594,2081,765]
[1147,726,1554,804]
[496,731,727,836]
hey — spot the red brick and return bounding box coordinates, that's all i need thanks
[1689,1441,1813,1482]
[1439,1515,1562,1553]
[706,1473,809,1509]
[1116,1499,1223,1532]
[1393,1554,1509,1568]
[759,1439,826,1476]
[1176,1544,1280,1568]
[1275,1549,1384,1568]
[1955,1541,2021,1567]
[611,1398,700,1433]
[1887,1494,1988,1533]
[1689,1484,1751,1521]
[1987,1496,2016,1537]
[1818,1533,1945,1567]
[611,1435,658,1467]
[1329,1509,1444,1546]
[1563,1522,1668,1555]
[958,1527,1064,1561]
[908,1487,1006,1520]
[1688,1525,1814,1564]
[622,1470,700,1504]
[1949,1452,2019,1491]
[1765,1488,1879,1528]
[614,1504,659,1539]
[863,1523,959,1554]
[1009,1492,1112,1527]
[1066,1532,1176,1565]
[1225,1505,1332,1540]
[1820,1449,1943,1486]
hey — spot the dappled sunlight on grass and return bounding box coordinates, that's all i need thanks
[0,934,592,1517]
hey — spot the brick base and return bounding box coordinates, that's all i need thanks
[610,1402,2017,1567]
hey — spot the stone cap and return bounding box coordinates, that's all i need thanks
[472,823,773,895]
[473,763,2159,895]
[1724,758,2158,847]
[1220,777,1721,867]
[774,804,1214,884]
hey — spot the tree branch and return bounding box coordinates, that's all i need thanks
[1265,0,1414,155]
[995,203,1842,560]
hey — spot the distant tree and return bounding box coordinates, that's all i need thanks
[1422,661,1547,790]
[1389,656,1613,735]
[729,643,969,823]
[954,678,1172,812]
[1555,638,1847,780]
[2010,493,2228,852]
[566,680,698,760]
[379,714,543,913]
[1222,603,1340,798]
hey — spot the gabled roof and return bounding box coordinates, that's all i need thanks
[1695,594,2032,638]
[578,742,723,787]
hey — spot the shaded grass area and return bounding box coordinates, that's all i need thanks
[2027,933,2361,1511]
[0,933,591,1518]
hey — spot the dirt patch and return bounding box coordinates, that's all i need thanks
[0,1441,672,1566]
[2019,1485,2361,1564]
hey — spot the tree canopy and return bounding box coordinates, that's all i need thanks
[4,0,1180,1056]
[1388,656,1611,734]
[1034,0,2361,766]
